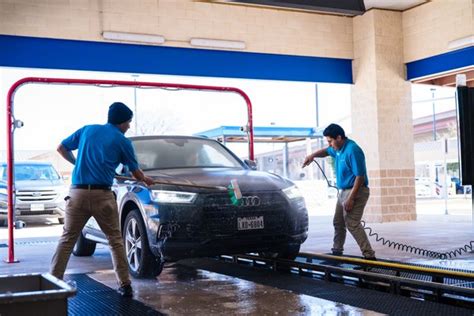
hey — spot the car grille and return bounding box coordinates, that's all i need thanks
[16,190,58,202]
[20,210,56,215]
[201,192,288,235]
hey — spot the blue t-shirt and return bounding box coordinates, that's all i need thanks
[327,139,368,189]
[62,124,139,186]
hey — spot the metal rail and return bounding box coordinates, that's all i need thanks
[217,253,474,308]
[5,77,254,263]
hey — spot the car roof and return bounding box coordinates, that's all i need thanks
[129,135,212,141]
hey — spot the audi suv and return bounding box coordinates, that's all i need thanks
[0,161,67,225]
[73,136,309,278]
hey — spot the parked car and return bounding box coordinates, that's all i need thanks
[74,136,309,278]
[0,161,67,225]
[451,177,472,194]
[415,177,432,197]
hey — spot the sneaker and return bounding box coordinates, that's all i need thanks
[117,284,133,298]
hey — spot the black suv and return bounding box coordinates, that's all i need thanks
[73,136,308,277]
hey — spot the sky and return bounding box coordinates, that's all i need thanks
[0,67,352,155]
[0,66,456,157]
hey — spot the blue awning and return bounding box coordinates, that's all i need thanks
[195,125,323,143]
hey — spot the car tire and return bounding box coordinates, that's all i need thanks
[73,231,96,256]
[123,210,164,278]
[260,243,301,260]
[58,217,65,225]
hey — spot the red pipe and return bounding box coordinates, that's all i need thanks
[5,77,254,263]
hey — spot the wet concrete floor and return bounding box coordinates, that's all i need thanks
[90,264,382,316]
[1,214,473,314]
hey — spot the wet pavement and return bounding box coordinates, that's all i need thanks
[0,202,473,315]
[90,266,382,315]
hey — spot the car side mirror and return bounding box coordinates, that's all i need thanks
[244,159,257,170]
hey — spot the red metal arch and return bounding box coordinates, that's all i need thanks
[5,77,254,263]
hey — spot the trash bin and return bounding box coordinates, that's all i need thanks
[0,273,76,316]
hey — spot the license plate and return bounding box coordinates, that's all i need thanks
[30,204,45,211]
[237,216,264,230]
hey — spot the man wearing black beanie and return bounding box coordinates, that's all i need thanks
[51,102,154,298]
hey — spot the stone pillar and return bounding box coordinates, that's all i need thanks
[352,10,416,222]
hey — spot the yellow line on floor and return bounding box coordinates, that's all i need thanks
[301,252,474,279]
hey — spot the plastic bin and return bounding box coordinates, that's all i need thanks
[0,273,76,316]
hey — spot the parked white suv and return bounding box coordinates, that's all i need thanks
[0,161,67,225]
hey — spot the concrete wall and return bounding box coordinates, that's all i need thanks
[402,0,474,62]
[0,0,353,58]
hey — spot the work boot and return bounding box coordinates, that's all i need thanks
[331,250,343,256]
[117,284,133,298]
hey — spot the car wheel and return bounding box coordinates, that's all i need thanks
[123,210,164,278]
[260,243,301,260]
[58,217,65,225]
[73,231,96,256]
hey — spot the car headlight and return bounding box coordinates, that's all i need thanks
[282,185,302,200]
[151,190,197,204]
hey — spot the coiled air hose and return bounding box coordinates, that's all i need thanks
[311,159,474,259]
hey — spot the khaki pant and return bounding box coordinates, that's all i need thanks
[50,188,131,287]
[332,186,375,258]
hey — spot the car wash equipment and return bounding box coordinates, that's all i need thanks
[311,159,474,259]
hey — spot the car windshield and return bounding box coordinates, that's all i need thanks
[132,138,243,170]
[0,164,61,181]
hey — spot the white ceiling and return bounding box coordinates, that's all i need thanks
[364,0,428,11]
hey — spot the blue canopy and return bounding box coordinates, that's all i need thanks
[195,125,323,143]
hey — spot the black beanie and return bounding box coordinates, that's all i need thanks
[108,102,133,125]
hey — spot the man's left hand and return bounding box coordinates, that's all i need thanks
[343,197,354,212]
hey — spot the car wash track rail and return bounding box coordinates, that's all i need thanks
[217,252,474,308]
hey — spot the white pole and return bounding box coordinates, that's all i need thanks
[444,138,448,215]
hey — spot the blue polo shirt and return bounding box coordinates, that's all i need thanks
[62,123,139,186]
[327,139,368,190]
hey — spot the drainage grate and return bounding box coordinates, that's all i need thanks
[66,274,164,316]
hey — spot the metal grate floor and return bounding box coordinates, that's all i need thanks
[66,274,164,316]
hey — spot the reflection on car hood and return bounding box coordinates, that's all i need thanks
[144,168,293,191]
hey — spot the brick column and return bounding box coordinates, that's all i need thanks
[352,10,416,222]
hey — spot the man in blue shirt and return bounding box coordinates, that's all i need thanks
[303,124,375,260]
[50,102,154,297]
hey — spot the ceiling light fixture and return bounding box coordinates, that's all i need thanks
[190,38,246,50]
[447,35,474,50]
[102,31,165,45]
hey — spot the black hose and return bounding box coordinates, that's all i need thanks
[360,220,474,259]
[311,159,474,259]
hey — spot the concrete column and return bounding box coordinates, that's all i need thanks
[352,10,416,222]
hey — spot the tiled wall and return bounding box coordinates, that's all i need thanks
[402,0,473,62]
[352,10,416,222]
[0,0,353,58]
[365,169,417,222]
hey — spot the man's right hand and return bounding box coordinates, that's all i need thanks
[142,176,155,186]
[302,155,314,168]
